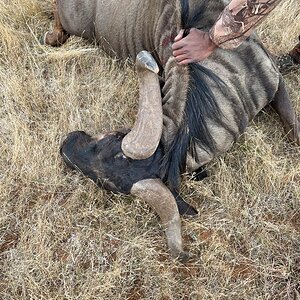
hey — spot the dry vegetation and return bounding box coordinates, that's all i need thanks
[0,0,299,299]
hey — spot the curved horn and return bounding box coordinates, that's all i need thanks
[121,51,163,159]
[131,179,189,262]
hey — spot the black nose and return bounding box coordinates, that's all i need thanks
[60,130,90,149]
[60,131,92,169]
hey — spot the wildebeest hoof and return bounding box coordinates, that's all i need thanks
[277,36,300,75]
[190,166,209,181]
[184,207,198,217]
[44,30,69,46]
[277,54,300,75]
[177,251,190,263]
[283,117,300,146]
[172,192,198,217]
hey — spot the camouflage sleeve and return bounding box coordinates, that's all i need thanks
[209,0,282,49]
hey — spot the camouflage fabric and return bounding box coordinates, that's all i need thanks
[209,0,282,49]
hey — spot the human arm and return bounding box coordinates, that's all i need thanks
[172,0,283,64]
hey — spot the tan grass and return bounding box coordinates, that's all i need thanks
[0,0,299,299]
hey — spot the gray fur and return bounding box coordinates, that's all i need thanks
[57,0,180,64]
[55,0,289,171]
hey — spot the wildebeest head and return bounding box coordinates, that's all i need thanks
[60,51,196,262]
[60,51,166,193]
[60,129,191,262]
[60,130,163,194]
[60,128,198,210]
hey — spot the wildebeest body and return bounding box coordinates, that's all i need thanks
[50,0,294,192]
[190,41,280,168]
[50,0,299,259]
[57,0,181,65]
[57,0,281,170]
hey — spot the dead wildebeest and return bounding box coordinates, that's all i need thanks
[46,0,300,261]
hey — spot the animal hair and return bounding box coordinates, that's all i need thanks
[160,0,226,192]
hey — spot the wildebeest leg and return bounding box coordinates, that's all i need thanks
[44,0,69,46]
[271,77,300,145]
[131,179,189,262]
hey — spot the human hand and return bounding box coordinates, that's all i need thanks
[172,28,218,64]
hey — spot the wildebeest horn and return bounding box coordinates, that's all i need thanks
[121,51,163,159]
[131,179,189,262]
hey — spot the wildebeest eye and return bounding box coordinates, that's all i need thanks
[113,152,127,159]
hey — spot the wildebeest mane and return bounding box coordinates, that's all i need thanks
[161,0,225,192]
[181,0,209,30]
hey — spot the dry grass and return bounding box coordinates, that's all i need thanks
[0,0,299,299]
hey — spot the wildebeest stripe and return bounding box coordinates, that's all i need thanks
[160,0,226,191]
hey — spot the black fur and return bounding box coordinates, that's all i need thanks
[190,166,209,181]
[172,190,198,216]
[60,0,225,217]
[60,131,162,194]
[61,130,198,216]
[160,0,225,192]
[182,0,209,30]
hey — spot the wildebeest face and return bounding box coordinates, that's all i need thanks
[60,130,163,194]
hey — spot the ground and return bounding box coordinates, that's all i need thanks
[0,0,299,299]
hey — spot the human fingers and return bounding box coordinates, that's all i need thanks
[178,58,194,65]
[174,29,184,42]
[174,53,194,64]
[172,38,187,51]
[173,48,188,58]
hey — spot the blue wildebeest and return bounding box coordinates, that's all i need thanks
[46,0,300,261]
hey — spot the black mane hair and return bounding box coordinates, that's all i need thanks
[160,0,225,191]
